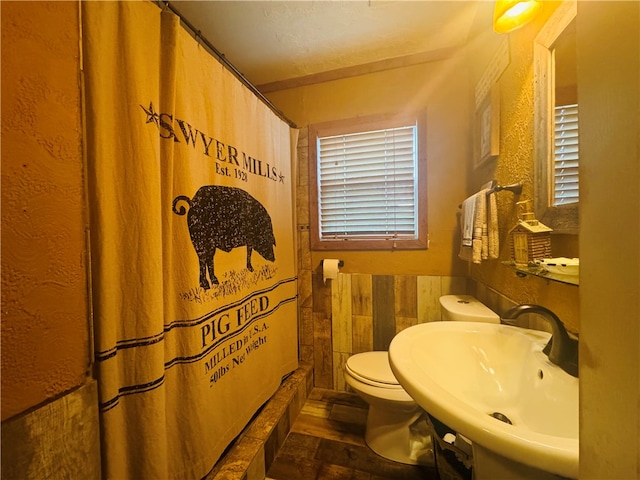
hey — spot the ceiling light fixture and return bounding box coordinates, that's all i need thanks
[493,0,542,33]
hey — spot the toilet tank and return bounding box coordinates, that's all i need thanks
[439,295,499,323]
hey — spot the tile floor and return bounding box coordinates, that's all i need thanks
[266,388,440,480]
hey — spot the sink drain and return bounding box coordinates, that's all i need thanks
[490,412,513,425]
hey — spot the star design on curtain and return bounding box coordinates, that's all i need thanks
[140,102,159,126]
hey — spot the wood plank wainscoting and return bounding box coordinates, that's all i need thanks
[308,272,468,393]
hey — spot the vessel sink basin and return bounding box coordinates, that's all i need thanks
[389,321,578,478]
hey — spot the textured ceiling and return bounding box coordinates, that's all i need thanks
[170,1,495,87]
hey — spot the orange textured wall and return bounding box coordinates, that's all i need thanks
[1,1,90,421]
[465,3,580,333]
[268,56,472,277]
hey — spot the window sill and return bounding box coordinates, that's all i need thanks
[311,237,428,251]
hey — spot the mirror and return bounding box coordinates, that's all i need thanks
[533,0,578,234]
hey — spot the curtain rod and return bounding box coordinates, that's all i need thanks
[156,1,298,129]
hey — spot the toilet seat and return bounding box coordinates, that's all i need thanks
[345,352,402,389]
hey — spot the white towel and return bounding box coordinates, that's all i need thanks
[459,189,489,263]
[461,195,477,247]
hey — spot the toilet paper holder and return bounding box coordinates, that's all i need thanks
[321,259,344,268]
[321,259,344,284]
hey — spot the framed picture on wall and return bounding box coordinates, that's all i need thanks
[474,84,500,169]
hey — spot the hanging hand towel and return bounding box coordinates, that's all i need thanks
[459,194,476,261]
[461,195,477,247]
[473,191,487,263]
[488,192,500,259]
[459,189,488,263]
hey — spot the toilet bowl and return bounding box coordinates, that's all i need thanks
[344,351,431,465]
[344,294,499,465]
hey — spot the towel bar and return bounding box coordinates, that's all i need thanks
[458,181,522,209]
[487,181,523,195]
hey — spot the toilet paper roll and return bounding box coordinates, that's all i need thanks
[322,259,341,283]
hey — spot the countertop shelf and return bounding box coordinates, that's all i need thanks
[502,261,579,286]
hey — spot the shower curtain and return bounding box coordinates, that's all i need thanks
[82,2,298,478]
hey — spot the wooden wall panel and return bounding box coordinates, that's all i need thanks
[313,312,333,389]
[395,316,417,334]
[371,275,396,351]
[351,274,373,316]
[442,276,467,297]
[394,275,417,319]
[299,307,314,347]
[1,381,100,480]
[328,273,468,392]
[332,352,350,391]
[350,274,373,354]
[351,315,373,354]
[331,274,352,354]
[312,273,333,388]
[417,275,442,322]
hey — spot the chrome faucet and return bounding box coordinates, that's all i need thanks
[502,304,579,377]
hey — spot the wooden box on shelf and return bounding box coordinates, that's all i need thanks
[509,200,552,265]
[509,218,553,265]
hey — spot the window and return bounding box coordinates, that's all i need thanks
[553,103,579,206]
[309,113,427,250]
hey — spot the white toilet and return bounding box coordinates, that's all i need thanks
[343,294,499,465]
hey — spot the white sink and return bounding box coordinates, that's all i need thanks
[389,321,578,479]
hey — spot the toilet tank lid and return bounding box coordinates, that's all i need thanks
[346,351,399,385]
[439,294,499,321]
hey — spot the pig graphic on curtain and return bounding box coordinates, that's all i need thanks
[172,185,277,289]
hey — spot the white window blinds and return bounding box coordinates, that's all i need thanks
[553,103,579,206]
[316,125,418,240]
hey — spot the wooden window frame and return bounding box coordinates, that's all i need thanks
[309,111,427,251]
